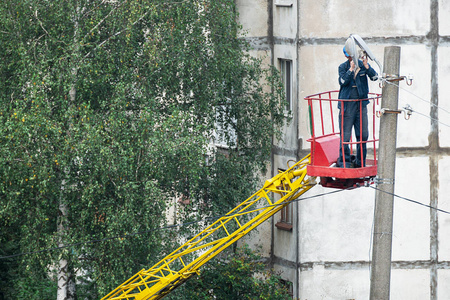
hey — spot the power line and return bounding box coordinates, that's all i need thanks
[369,185,450,215]
[383,78,450,116]
[380,79,450,128]
[367,184,450,274]
[406,108,450,128]
[0,185,350,260]
[5,183,449,260]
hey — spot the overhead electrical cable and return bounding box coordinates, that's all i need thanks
[379,79,450,128]
[383,78,450,116]
[369,185,450,215]
[0,185,351,260]
[4,184,450,260]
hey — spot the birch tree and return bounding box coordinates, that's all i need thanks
[0,1,287,299]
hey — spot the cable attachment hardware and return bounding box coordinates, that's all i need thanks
[374,177,395,186]
[364,179,374,187]
[378,73,413,88]
[406,74,414,86]
[379,76,386,89]
[402,104,413,120]
[376,104,414,119]
[379,73,403,88]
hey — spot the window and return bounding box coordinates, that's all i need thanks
[275,168,293,231]
[214,103,237,148]
[279,279,294,296]
[280,202,292,224]
[279,59,292,111]
[276,201,293,231]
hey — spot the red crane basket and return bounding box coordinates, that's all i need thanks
[305,90,381,189]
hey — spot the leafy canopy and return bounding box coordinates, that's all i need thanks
[167,245,293,300]
[0,0,287,299]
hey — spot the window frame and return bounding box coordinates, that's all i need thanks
[279,58,293,112]
[275,168,293,231]
[213,101,237,149]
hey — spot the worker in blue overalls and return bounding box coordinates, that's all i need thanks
[336,46,378,168]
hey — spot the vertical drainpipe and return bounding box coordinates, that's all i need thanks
[295,0,301,298]
[268,0,275,269]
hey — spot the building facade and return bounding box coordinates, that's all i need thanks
[237,0,450,299]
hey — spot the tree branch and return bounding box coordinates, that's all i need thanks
[82,0,190,60]
[34,9,50,37]
[83,8,150,60]
[82,0,126,42]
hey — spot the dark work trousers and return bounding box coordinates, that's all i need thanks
[337,90,368,168]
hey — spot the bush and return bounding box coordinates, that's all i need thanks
[167,244,292,300]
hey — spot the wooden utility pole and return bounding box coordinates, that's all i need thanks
[370,46,401,300]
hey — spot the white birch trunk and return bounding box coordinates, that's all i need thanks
[57,2,79,296]
[57,181,75,300]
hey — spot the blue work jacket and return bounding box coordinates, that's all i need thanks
[338,59,378,109]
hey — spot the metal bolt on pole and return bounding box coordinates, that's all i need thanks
[370,46,401,300]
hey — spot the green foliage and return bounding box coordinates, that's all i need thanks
[0,0,287,298]
[167,245,292,300]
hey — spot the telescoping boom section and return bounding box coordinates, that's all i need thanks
[102,155,316,300]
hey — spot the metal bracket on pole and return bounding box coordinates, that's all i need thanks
[374,177,395,186]
[376,104,414,120]
[385,74,405,82]
[377,108,402,116]
[379,74,413,88]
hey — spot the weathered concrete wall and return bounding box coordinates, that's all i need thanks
[237,0,450,299]
[299,0,430,38]
[236,0,268,37]
[235,0,273,258]
[296,0,450,295]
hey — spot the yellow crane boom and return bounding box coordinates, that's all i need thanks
[102,154,315,300]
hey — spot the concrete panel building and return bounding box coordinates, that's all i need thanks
[237,0,450,299]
